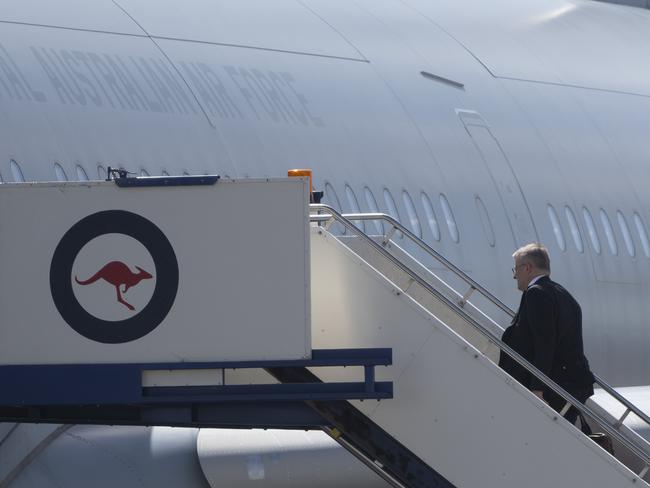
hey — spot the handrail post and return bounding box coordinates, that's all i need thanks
[458,286,476,309]
[615,407,632,429]
[324,216,336,232]
[382,226,397,246]
[559,402,572,417]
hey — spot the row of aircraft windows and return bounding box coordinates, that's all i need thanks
[3,160,650,260]
[326,181,650,261]
[324,182,461,244]
[0,160,181,183]
[547,204,650,258]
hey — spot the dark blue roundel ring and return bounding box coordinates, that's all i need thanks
[50,210,179,344]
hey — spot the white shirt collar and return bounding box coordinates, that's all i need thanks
[527,274,547,289]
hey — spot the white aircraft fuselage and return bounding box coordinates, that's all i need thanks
[1,0,650,486]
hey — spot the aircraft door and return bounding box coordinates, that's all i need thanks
[458,110,539,246]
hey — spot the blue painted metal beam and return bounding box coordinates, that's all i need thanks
[114,175,220,187]
[0,401,329,429]
[0,348,393,406]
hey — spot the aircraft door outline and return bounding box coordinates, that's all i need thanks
[457,109,539,247]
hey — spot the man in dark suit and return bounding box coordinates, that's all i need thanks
[499,243,594,423]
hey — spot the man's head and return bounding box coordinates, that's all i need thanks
[512,243,551,291]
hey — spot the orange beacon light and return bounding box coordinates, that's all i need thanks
[287,169,313,194]
[288,169,322,203]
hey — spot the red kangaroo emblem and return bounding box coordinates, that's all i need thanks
[75,261,153,311]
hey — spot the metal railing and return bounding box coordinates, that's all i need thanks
[316,208,650,429]
[310,204,650,478]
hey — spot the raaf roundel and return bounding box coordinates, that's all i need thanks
[50,210,179,344]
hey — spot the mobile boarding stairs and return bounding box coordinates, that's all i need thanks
[308,204,650,488]
[1,177,649,488]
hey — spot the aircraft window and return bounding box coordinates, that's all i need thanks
[421,192,441,242]
[439,194,459,243]
[54,163,68,182]
[140,169,150,177]
[475,196,495,247]
[599,209,618,256]
[345,184,365,232]
[324,182,345,234]
[10,160,25,182]
[75,165,89,181]
[616,211,635,257]
[564,206,583,253]
[383,189,403,238]
[97,165,106,180]
[402,191,422,239]
[582,208,601,254]
[363,187,384,234]
[633,213,650,258]
[547,204,566,251]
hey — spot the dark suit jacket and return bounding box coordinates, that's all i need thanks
[498,276,594,401]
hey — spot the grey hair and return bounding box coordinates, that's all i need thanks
[512,243,551,273]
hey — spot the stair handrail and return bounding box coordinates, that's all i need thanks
[314,210,513,316]
[312,206,650,429]
[310,204,650,477]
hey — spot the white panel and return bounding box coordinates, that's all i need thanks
[0,178,310,364]
[116,0,363,60]
[142,369,223,387]
[411,0,650,96]
[0,0,142,35]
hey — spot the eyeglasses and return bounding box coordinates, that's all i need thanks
[512,263,527,275]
